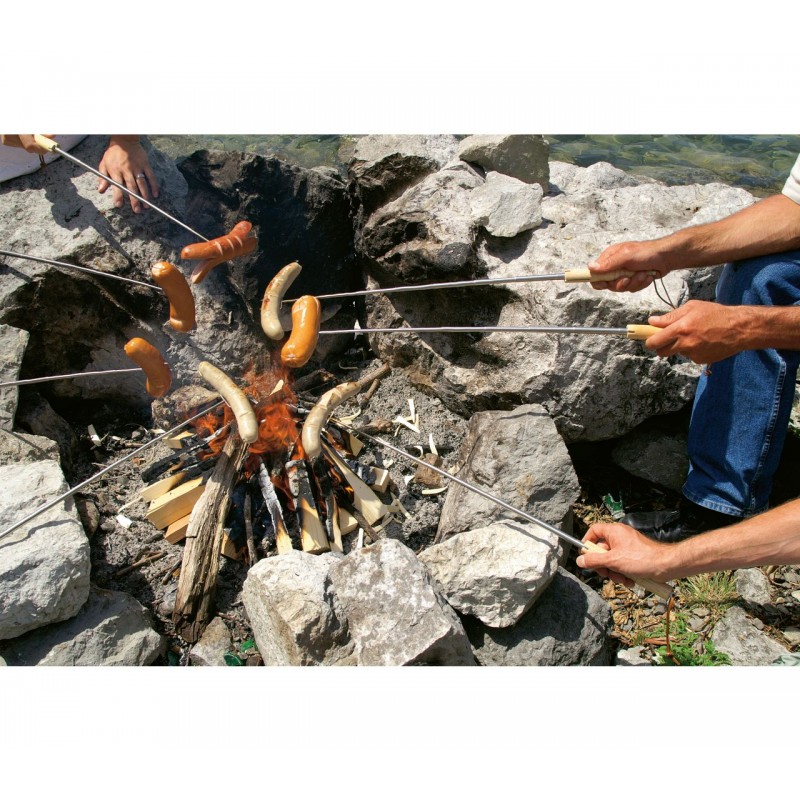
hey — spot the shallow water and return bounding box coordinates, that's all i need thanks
[149,134,800,197]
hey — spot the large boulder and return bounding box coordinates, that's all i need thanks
[711,606,792,666]
[242,551,353,666]
[436,404,580,539]
[0,587,164,666]
[0,324,28,431]
[463,568,614,666]
[351,144,755,440]
[458,134,550,191]
[419,521,561,627]
[0,460,90,640]
[328,539,475,666]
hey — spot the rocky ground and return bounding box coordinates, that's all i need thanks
[16,346,798,667]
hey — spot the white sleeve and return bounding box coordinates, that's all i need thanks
[782,154,800,205]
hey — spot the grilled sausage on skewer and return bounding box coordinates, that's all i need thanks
[301,381,361,459]
[124,338,172,397]
[198,361,258,444]
[151,261,196,332]
[280,295,321,368]
[182,221,257,284]
[261,261,302,340]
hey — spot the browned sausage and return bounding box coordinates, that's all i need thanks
[181,221,257,284]
[280,295,321,368]
[123,337,172,397]
[150,261,196,332]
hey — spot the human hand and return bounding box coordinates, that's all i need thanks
[97,135,159,214]
[1,134,56,154]
[645,300,746,364]
[587,240,667,292]
[576,522,670,585]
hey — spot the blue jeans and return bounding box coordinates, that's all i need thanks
[683,250,800,517]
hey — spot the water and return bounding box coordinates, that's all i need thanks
[149,134,800,197]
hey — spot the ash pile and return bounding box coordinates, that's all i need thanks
[5,134,789,668]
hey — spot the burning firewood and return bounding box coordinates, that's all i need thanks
[286,457,330,554]
[172,433,249,643]
[256,459,294,555]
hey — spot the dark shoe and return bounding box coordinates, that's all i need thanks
[620,499,738,544]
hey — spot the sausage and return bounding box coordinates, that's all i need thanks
[181,221,258,284]
[198,361,258,444]
[123,338,172,398]
[261,261,302,340]
[280,295,321,369]
[301,381,361,460]
[150,261,196,332]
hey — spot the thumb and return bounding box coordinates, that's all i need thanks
[576,550,606,570]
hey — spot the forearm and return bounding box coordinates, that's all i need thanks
[730,305,800,351]
[659,498,800,579]
[651,194,800,272]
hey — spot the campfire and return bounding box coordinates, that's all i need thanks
[139,358,396,641]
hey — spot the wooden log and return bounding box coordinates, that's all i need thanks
[338,506,358,535]
[172,434,248,643]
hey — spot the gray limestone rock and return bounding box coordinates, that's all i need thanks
[463,568,614,666]
[735,568,774,609]
[360,163,753,440]
[469,171,543,238]
[328,539,475,666]
[189,616,233,666]
[611,423,689,492]
[436,404,579,539]
[0,324,29,431]
[13,392,78,474]
[357,160,484,285]
[458,135,550,192]
[0,461,90,640]
[616,646,652,666]
[242,551,353,666]
[0,429,60,467]
[711,606,791,666]
[549,160,647,194]
[0,587,164,665]
[419,521,561,627]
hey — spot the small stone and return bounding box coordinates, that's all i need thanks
[752,618,765,630]
[692,606,710,618]
[783,570,799,584]
[783,628,800,646]
[414,453,443,488]
[130,430,143,441]
[687,615,707,633]
[791,591,800,603]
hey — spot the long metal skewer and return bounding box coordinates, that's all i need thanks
[283,268,652,303]
[0,367,142,389]
[320,324,659,340]
[33,135,209,243]
[0,249,165,292]
[338,426,672,600]
[0,400,224,541]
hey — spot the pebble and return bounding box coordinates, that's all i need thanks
[791,591,800,603]
[130,430,143,441]
[752,618,765,631]
[693,606,710,618]
[783,570,799,585]
[688,615,706,633]
[783,628,800,646]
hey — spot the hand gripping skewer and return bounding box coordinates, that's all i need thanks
[282,268,660,304]
[319,324,661,340]
[340,427,673,600]
[0,400,224,542]
[32,135,209,243]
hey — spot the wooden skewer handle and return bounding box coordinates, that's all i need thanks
[564,268,636,283]
[581,540,672,600]
[626,324,661,341]
[33,134,59,152]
